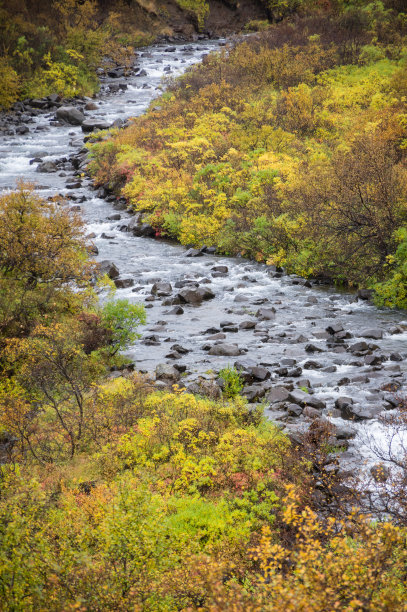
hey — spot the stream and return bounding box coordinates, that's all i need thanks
[1,39,406,476]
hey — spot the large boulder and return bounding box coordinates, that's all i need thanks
[340,403,383,421]
[81,118,112,133]
[133,223,156,237]
[36,161,57,173]
[98,260,120,279]
[267,386,290,404]
[155,364,180,382]
[178,287,215,304]
[208,343,240,356]
[288,389,325,410]
[151,282,172,296]
[360,328,383,340]
[56,106,85,125]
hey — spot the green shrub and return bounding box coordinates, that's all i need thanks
[219,366,244,398]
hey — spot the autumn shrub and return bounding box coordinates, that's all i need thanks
[0,184,94,340]
[0,57,20,109]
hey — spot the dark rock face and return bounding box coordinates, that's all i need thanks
[114,278,134,288]
[185,248,204,257]
[340,404,383,421]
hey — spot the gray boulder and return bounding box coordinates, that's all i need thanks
[178,288,215,304]
[267,386,290,404]
[151,282,172,296]
[341,404,383,421]
[56,106,85,125]
[155,364,180,382]
[98,260,120,279]
[208,343,240,356]
[256,307,276,321]
[288,389,325,409]
[360,328,383,340]
[36,161,57,173]
[81,118,111,132]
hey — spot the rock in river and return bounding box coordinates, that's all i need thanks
[208,343,240,356]
[178,287,215,304]
[56,106,85,125]
[98,260,120,279]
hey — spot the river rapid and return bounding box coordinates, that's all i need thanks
[1,39,406,476]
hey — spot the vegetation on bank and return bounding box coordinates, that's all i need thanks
[2,2,407,610]
[0,0,279,108]
[0,186,407,610]
[89,0,407,306]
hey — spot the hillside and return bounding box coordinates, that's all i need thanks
[0,0,270,107]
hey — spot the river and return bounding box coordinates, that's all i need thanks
[0,39,406,475]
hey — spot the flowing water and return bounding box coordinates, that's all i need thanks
[1,40,406,473]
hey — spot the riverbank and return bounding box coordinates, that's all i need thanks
[1,34,407,611]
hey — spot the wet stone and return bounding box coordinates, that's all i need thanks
[256,307,276,321]
[98,260,119,279]
[365,354,383,366]
[208,343,240,357]
[303,360,323,370]
[178,287,215,304]
[302,406,320,419]
[185,248,204,257]
[243,384,268,402]
[239,320,256,329]
[281,358,296,367]
[322,365,337,373]
[211,265,228,273]
[171,344,189,354]
[207,333,226,340]
[326,323,344,335]
[335,397,353,411]
[155,364,180,382]
[305,343,324,353]
[287,367,302,377]
[349,341,369,353]
[151,282,172,296]
[114,278,134,289]
[287,404,303,417]
[248,366,271,381]
[341,404,383,421]
[360,328,383,340]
